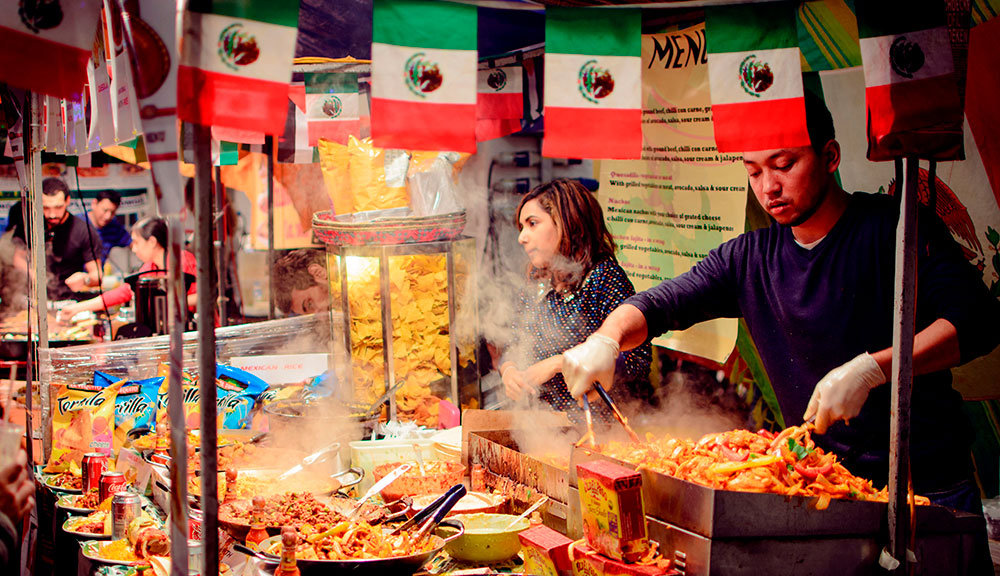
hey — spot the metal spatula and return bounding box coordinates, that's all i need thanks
[346,463,412,519]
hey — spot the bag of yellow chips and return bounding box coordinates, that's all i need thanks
[154,363,201,431]
[317,138,354,216]
[46,379,123,472]
[348,136,410,212]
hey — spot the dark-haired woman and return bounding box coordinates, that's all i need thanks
[58,217,198,318]
[497,179,652,421]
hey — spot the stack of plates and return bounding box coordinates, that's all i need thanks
[431,427,462,463]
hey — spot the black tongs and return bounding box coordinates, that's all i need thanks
[592,382,641,443]
[389,483,466,538]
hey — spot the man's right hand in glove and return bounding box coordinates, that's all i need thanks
[563,333,620,399]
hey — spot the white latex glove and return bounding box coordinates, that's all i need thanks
[803,352,886,434]
[563,333,620,399]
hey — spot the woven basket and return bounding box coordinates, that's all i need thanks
[312,210,467,246]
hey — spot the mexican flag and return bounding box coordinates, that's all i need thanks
[705,2,810,153]
[0,0,102,100]
[278,82,319,163]
[856,0,964,161]
[476,65,522,142]
[371,0,477,153]
[543,8,641,160]
[179,0,300,135]
[305,72,361,146]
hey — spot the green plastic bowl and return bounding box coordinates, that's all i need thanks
[443,513,530,563]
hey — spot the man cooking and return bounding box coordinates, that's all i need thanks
[87,189,131,264]
[11,177,103,301]
[562,93,1000,516]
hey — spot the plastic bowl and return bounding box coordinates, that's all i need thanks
[371,461,466,502]
[444,513,530,563]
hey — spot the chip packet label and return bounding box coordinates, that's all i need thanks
[46,379,123,472]
[114,377,163,451]
[215,364,270,429]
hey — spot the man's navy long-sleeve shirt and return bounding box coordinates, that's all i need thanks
[626,192,1000,492]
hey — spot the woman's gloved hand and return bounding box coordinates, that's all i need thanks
[803,352,886,434]
[563,333,619,399]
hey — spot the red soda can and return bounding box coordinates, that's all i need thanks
[99,471,127,503]
[81,453,108,494]
[112,491,141,540]
[189,509,203,541]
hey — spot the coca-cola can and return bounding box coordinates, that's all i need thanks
[188,509,203,541]
[99,471,127,503]
[81,453,108,494]
[112,491,141,540]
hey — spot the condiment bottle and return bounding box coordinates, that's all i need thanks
[530,511,543,526]
[274,527,300,576]
[471,464,485,492]
[244,496,269,551]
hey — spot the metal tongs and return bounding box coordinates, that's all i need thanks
[389,483,465,536]
[347,463,413,519]
[574,395,597,448]
[277,441,341,481]
[592,382,641,443]
[409,483,467,543]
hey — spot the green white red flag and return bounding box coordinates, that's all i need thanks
[179,0,300,135]
[476,65,522,142]
[0,0,102,100]
[705,2,809,153]
[543,8,642,160]
[278,82,319,163]
[305,72,361,146]
[371,0,478,153]
[856,0,964,161]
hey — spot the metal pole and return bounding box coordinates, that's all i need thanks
[165,212,189,576]
[266,135,276,319]
[379,247,397,421]
[19,92,36,468]
[888,156,919,572]
[26,92,50,461]
[213,164,228,326]
[194,124,219,576]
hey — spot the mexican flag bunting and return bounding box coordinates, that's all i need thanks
[705,2,810,153]
[278,82,319,163]
[476,65,522,142]
[60,98,88,156]
[0,0,102,100]
[371,0,478,152]
[103,0,139,143]
[856,0,964,161]
[305,72,361,145]
[179,0,301,135]
[42,96,64,152]
[87,55,116,149]
[543,8,642,159]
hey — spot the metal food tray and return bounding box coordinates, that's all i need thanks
[570,445,892,539]
[468,429,572,504]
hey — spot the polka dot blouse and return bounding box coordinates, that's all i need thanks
[510,258,653,423]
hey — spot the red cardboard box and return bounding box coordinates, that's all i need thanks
[520,524,573,576]
[576,460,649,562]
[571,543,670,576]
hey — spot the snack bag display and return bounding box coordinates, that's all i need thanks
[113,377,163,452]
[46,379,123,472]
[155,363,199,430]
[215,364,270,429]
[348,136,410,212]
[318,138,353,215]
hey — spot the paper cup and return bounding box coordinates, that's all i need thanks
[0,421,24,466]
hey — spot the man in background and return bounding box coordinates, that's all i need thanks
[87,190,130,264]
[11,178,102,301]
[273,249,330,316]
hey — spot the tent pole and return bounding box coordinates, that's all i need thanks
[195,123,219,576]
[888,156,918,572]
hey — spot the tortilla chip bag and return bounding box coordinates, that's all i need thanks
[348,136,410,212]
[155,363,200,430]
[215,364,269,429]
[114,377,163,452]
[46,379,123,472]
[318,138,353,215]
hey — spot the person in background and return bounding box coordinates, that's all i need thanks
[497,178,653,422]
[58,217,197,319]
[87,190,131,264]
[562,93,1000,523]
[10,178,102,300]
[273,249,330,316]
[0,447,34,574]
